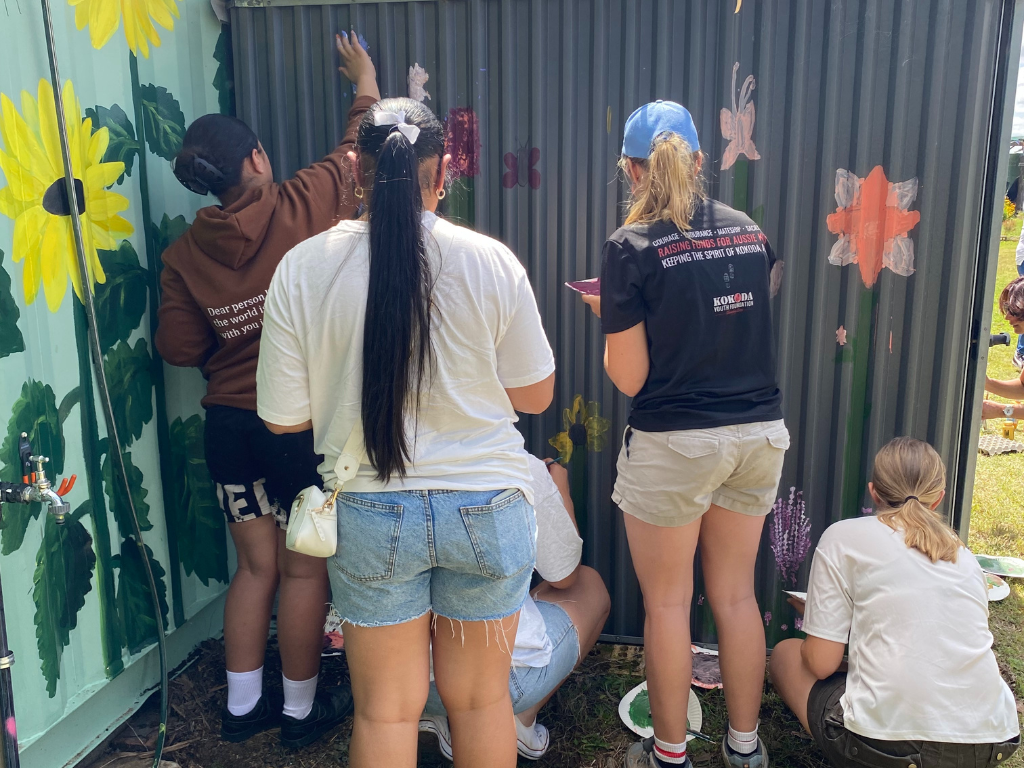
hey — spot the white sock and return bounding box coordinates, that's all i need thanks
[653,736,688,765]
[226,667,263,717]
[282,674,318,720]
[727,722,759,755]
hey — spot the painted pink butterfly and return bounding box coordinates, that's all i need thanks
[720,62,760,170]
[503,144,541,189]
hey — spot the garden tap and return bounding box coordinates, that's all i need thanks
[25,455,71,524]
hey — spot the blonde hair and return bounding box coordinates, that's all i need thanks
[619,132,706,232]
[871,437,963,563]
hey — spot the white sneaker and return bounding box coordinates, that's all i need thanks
[516,716,550,760]
[418,714,453,761]
[1014,351,1024,371]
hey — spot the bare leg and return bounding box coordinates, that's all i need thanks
[276,528,329,681]
[623,512,702,744]
[345,615,431,768]
[433,613,520,768]
[768,639,815,732]
[517,566,611,725]
[224,515,279,672]
[699,505,768,732]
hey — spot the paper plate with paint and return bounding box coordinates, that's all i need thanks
[987,572,1011,602]
[619,681,702,740]
[565,278,600,295]
[976,554,1024,579]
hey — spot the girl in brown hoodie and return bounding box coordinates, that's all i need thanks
[155,32,378,748]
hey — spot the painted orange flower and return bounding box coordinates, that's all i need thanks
[0,80,133,311]
[826,166,920,288]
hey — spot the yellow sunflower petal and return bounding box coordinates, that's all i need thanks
[548,432,573,465]
[88,0,121,51]
[35,81,64,178]
[85,160,122,192]
[18,91,41,141]
[86,188,131,221]
[92,213,134,238]
[84,216,117,251]
[12,205,48,265]
[40,216,71,311]
[132,0,159,55]
[585,415,611,452]
[87,125,109,167]
[168,0,179,19]
[145,0,175,31]
[1,93,52,181]
[61,82,86,180]
[21,235,42,305]
[71,0,90,29]
[0,149,45,204]
[0,186,35,219]
[85,231,107,285]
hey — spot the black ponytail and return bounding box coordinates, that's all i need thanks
[358,98,446,482]
[173,114,259,199]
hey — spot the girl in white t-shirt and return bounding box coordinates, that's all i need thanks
[257,98,556,768]
[769,437,1020,768]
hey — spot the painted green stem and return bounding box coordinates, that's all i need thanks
[841,289,878,519]
[129,52,184,628]
[569,450,588,563]
[73,301,124,677]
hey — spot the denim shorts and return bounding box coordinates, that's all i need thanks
[329,489,537,627]
[423,599,580,716]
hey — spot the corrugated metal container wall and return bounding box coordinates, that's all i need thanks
[229,0,1020,643]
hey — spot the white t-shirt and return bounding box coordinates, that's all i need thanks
[512,456,584,668]
[256,212,555,501]
[1016,223,1024,266]
[803,516,1019,743]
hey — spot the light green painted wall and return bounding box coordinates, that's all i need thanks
[0,0,234,762]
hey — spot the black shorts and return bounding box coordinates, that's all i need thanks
[808,673,1020,768]
[204,405,323,529]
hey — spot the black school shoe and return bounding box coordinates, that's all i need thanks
[221,695,281,742]
[280,685,354,749]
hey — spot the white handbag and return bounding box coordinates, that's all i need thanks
[286,422,365,558]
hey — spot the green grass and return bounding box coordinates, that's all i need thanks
[967,214,1024,768]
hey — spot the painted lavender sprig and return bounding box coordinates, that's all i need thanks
[769,487,812,585]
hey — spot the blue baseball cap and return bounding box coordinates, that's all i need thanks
[621,100,700,158]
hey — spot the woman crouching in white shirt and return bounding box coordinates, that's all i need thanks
[256,98,556,767]
[769,437,1020,768]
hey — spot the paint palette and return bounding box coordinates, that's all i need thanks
[565,278,600,295]
[619,680,702,741]
[986,572,1011,602]
[976,554,1024,579]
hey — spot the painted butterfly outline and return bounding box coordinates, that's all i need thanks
[503,143,541,190]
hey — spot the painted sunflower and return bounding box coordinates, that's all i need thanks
[68,0,181,58]
[0,79,133,312]
[548,395,611,464]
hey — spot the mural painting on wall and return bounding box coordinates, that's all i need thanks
[769,487,812,586]
[503,142,541,190]
[445,107,480,226]
[408,63,430,103]
[827,166,921,288]
[0,7,230,695]
[549,396,610,558]
[720,62,760,171]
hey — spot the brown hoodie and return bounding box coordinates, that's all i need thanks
[156,95,376,411]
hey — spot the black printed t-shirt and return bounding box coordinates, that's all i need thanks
[600,198,783,432]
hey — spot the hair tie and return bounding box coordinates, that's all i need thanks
[902,495,919,504]
[373,110,421,144]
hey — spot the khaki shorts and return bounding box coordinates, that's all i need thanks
[612,420,789,527]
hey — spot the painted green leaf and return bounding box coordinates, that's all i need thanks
[33,513,96,697]
[139,84,186,161]
[0,381,64,554]
[113,536,169,654]
[94,241,148,355]
[103,339,154,446]
[85,104,140,184]
[0,249,25,359]
[628,688,652,730]
[168,415,228,585]
[99,438,152,539]
[149,213,190,268]
[213,25,235,116]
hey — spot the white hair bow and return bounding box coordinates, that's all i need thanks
[373,110,421,144]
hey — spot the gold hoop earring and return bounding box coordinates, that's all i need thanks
[436,188,446,200]
[354,186,364,199]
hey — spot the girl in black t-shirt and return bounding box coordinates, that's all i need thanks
[581,100,787,768]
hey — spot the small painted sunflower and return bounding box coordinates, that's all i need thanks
[68,0,181,58]
[0,79,133,312]
[548,395,611,464]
